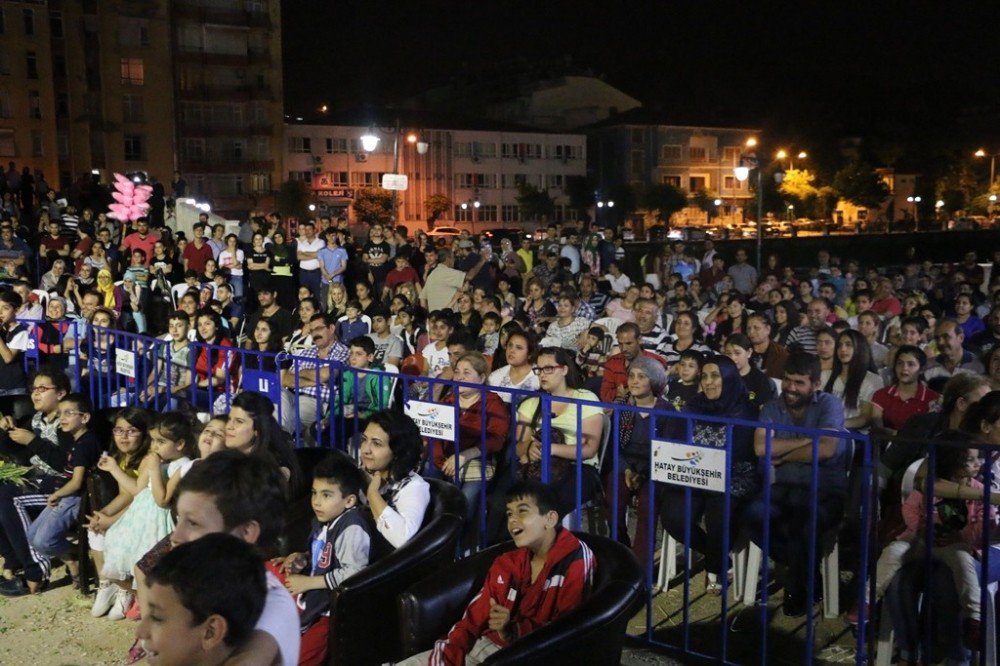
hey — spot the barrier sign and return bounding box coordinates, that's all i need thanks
[115,349,136,378]
[404,400,455,441]
[242,368,281,403]
[381,173,408,191]
[650,439,726,493]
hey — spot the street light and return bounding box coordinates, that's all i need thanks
[776,148,809,170]
[361,116,428,225]
[906,195,922,225]
[735,144,784,272]
[460,197,481,230]
[975,148,998,186]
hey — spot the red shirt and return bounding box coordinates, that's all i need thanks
[183,241,215,274]
[121,232,159,265]
[872,382,939,432]
[385,266,421,289]
[431,391,509,469]
[194,337,241,391]
[871,296,902,317]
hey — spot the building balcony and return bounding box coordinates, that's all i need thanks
[178,123,275,138]
[175,48,271,67]
[177,84,274,102]
[180,158,274,174]
[174,3,272,29]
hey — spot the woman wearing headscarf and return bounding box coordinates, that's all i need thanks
[95,268,117,312]
[659,354,759,594]
[606,355,673,570]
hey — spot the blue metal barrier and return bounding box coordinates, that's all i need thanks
[10,324,921,664]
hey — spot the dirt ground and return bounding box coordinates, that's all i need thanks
[0,575,136,666]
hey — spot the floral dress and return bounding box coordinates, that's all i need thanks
[101,457,191,580]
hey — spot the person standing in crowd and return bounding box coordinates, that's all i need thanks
[727,249,758,296]
[295,220,325,298]
[182,223,214,275]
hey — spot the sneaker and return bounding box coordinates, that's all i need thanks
[0,577,29,598]
[846,602,870,625]
[125,597,142,621]
[91,581,117,617]
[108,588,135,621]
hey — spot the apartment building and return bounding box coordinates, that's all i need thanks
[285,111,587,230]
[0,0,283,214]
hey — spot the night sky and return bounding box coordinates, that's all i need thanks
[282,2,1000,148]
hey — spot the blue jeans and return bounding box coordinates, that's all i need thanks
[299,269,321,296]
[27,495,81,558]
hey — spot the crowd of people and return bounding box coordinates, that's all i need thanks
[3,161,1000,663]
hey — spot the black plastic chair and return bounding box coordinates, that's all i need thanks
[326,478,466,666]
[398,532,644,666]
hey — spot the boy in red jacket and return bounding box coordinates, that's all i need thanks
[399,480,595,666]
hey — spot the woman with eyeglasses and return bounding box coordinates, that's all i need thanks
[515,347,603,517]
[0,367,72,595]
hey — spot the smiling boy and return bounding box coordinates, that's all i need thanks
[136,533,267,666]
[399,481,594,665]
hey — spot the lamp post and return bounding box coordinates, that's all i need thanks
[975,149,998,187]
[595,191,615,226]
[360,117,429,225]
[906,195,922,226]
[735,139,784,272]
[776,149,808,170]
[460,195,481,231]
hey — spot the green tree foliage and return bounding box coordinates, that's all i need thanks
[690,188,718,214]
[423,193,452,230]
[832,160,890,208]
[516,184,555,221]
[354,189,396,226]
[565,176,596,221]
[640,183,688,222]
[276,180,311,221]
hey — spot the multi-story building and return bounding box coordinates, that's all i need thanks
[284,112,587,231]
[0,0,283,215]
[587,109,761,223]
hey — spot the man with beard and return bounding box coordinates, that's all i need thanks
[745,351,848,617]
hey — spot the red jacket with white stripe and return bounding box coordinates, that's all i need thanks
[429,528,594,665]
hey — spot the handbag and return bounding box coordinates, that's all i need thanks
[518,400,574,483]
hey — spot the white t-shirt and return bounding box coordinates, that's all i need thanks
[487,365,540,403]
[296,237,325,271]
[421,341,451,378]
[218,249,245,277]
[258,571,301,666]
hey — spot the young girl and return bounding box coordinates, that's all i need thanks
[399,305,428,359]
[327,282,349,319]
[664,349,704,412]
[874,440,994,653]
[99,412,197,619]
[88,408,150,617]
[196,416,228,459]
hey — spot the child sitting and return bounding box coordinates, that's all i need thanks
[664,349,704,412]
[478,312,502,356]
[25,393,101,587]
[275,456,371,666]
[336,337,391,420]
[399,481,594,666]
[336,300,370,345]
[136,533,268,666]
[874,443,995,649]
[169,449,299,666]
[100,412,197,620]
[575,326,610,380]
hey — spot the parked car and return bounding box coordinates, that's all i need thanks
[481,227,530,245]
[426,225,462,237]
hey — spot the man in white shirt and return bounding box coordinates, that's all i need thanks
[421,248,467,312]
[295,220,325,299]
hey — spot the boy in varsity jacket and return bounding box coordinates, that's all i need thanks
[277,457,371,666]
[401,480,595,666]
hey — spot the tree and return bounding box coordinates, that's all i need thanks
[640,183,687,223]
[564,175,596,221]
[690,188,719,217]
[832,160,890,208]
[354,189,396,226]
[516,183,555,221]
[276,179,311,221]
[423,193,452,230]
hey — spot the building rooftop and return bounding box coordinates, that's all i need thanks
[284,107,581,136]
[579,106,761,132]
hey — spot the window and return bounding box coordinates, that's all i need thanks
[454,205,473,222]
[120,58,144,86]
[723,176,742,190]
[350,172,378,188]
[501,204,520,222]
[123,134,145,161]
[456,173,495,189]
[53,54,65,77]
[288,171,312,182]
[50,12,63,38]
[0,129,14,157]
[324,171,348,187]
[662,175,681,188]
[56,93,68,118]
[0,89,10,118]
[26,51,37,78]
[122,94,144,122]
[30,130,42,157]
[28,91,40,119]
[22,9,34,36]
[689,176,707,191]
[246,0,267,12]
[182,138,205,161]
[662,145,682,161]
[630,150,644,174]
[478,205,498,222]
[325,137,346,154]
[120,18,150,47]
[287,136,311,153]
[552,144,580,160]
[723,146,741,162]
[248,172,271,194]
[547,174,564,189]
[688,146,707,162]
